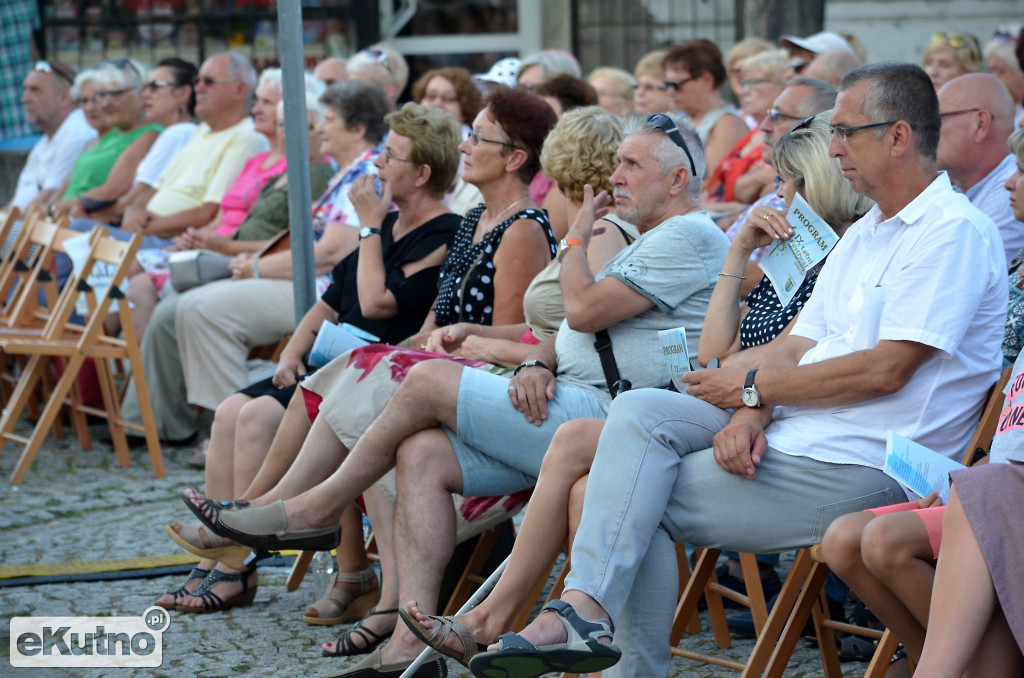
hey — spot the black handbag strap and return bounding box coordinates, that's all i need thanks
[594,329,631,398]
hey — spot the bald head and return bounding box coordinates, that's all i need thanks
[805,50,863,86]
[314,58,347,87]
[937,73,1015,190]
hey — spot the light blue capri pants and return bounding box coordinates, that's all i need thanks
[563,387,907,677]
[443,367,610,497]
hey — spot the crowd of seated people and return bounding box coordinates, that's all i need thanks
[5,25,1024,678]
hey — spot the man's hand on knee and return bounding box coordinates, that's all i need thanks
[508,366,556,425]
[712,411,768,479]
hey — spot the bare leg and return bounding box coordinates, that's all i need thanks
[822,510,933,662]
[127,272,158,339]
[406,419,605,658]
[231,396,286,495]
[384,428,465,664]
[916,486,1024,678]
[320,489,395,655]
[243,387,312,498]
[860,511,936,660]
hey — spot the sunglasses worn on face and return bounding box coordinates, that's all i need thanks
[663,76,695,90]
[34,60,74,85]
[141,80,175,93]
[194,76,238,88]
[648,113,697,177]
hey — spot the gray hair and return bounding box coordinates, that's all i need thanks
[71,68,102,101]
[786,77,838,116]
[225,52,258,98]
[1010,127,1024,163]
[319,79,390,146]
[984,36,1023,74]
[518,50,582,81]
[96,58,148,91]
[840,61,941,160]
[257,67,283,95]
[277,91,326,126]
[625,112,705,200]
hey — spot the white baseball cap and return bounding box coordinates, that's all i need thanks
[779,31,854,56]
[474,57,521,87]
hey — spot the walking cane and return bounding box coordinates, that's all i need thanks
[397,555,509,678]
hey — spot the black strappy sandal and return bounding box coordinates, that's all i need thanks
[181,491,250,533]
[322,607,398,657]
[176,566,258,613]
[155,566,210,609]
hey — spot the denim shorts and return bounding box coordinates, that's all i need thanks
[444,367,609,497]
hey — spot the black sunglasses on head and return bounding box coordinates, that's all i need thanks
[648,114,697,177]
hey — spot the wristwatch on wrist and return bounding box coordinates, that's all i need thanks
[741,369,762,408]
[557,237,586,262]
[359,226,382,240]
[514,359,552,376]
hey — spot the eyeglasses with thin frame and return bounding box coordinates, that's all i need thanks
[766,108,805,123]
[634,81,669,93]
[829,120,898,142]
[76,95,100,107]
[194,76,239,88]
[34,60,74,85]
[739,77,772,89]
[940,108,982,119]
[468,129,521,149]
[662,76,695,90]
[383,146,414,164]
[648,114,697,177]
[96,88,134,101]
[141,80,175,93]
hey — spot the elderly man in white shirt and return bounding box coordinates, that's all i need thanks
[471,61,1006,678]
[937,72,1023,269]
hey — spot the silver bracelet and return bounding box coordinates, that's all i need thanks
[718,272,746,280]
[251,261,260,279]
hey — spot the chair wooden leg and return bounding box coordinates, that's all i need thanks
[287,550,316,591]
[811,587,843,678]
[863,628,901,678]
[442,526,500,616]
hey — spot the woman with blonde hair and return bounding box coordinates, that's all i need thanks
[587,66,635,116]
[631,50,673,115]
[923,31,981,91]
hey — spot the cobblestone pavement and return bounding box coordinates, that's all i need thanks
[0,424,850,677]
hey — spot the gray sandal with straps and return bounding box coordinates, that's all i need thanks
[467,600,621,678]
[322,607,397,657]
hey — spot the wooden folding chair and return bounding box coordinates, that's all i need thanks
[739,364,1013,678]
[0,231,164,484]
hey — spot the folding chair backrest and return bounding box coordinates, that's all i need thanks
[0,214,69,328]
[0,208,48,318]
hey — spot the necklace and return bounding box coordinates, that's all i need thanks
[483,196,529,231]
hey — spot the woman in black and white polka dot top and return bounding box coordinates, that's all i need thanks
[698,112,874,370]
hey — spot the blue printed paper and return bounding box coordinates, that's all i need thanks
[758,193,839,306]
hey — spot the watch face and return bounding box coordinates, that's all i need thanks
[741,388,758,408]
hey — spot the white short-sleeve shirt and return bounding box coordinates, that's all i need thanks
[11,109,97,209]
[766,172,1006,467]
[133,121,197,187]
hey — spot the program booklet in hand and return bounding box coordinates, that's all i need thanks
[758,193,839,306]
[308,320,379,367]
[883,432,964,503]
[658,327,690,391]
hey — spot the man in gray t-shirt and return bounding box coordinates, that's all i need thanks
[212,114,730,671]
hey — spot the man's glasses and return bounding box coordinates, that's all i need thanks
[829,120,898,142]
[788,60,809,75]
[648,114,697,177]
[766,108,805,123]
[468,129,521,149]
[141,80,175,93]
[940,108,982,119]
[662,76,695,90]
[194,76,238,88]
[34,60,74,85]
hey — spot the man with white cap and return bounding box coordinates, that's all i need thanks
[474,57,521,97]
[780,31,855,80]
